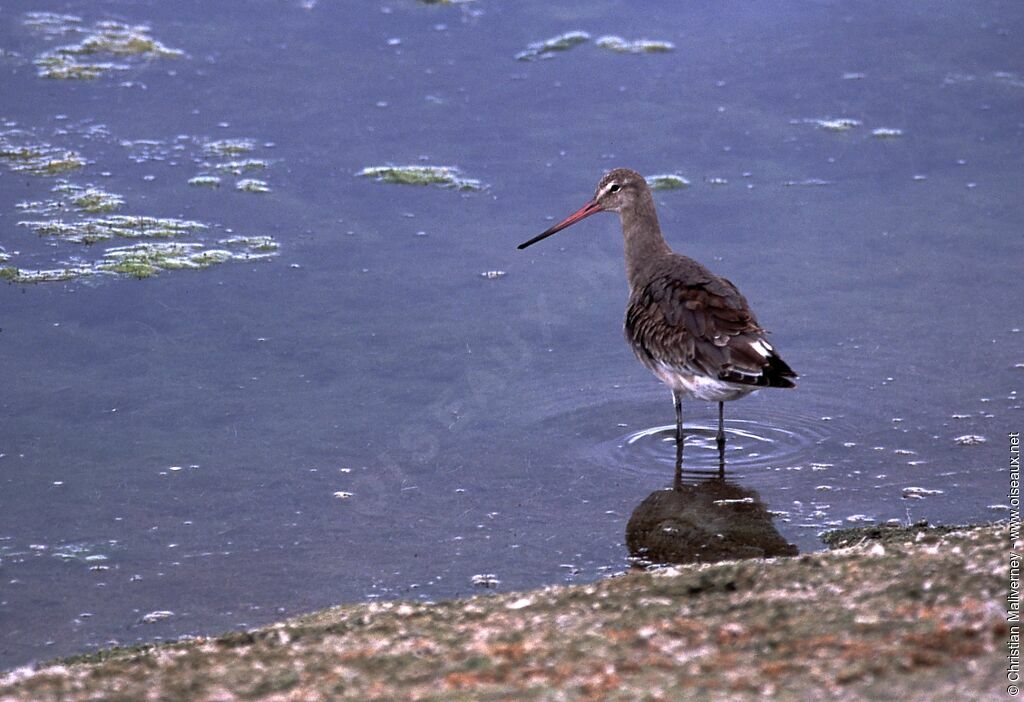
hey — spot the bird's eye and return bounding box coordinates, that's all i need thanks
[609,183,621,193]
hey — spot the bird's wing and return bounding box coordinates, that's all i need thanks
[625,269,796,388]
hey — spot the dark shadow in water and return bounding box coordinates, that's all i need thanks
[626,440,798,566]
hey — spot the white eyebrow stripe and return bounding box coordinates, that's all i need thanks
[596,182,617,199]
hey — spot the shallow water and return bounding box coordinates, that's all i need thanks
[1,0,1021,668]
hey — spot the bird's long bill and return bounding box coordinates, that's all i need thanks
[517,199,603,250]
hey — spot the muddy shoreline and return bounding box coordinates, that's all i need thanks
[0,522,1010,701]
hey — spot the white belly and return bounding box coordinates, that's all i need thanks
[653,365,757,402]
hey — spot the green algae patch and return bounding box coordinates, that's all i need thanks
[203,139,256,157]
[0,122,280,285]
[358,165,483,190]
[96,239,278,279]
[215,159,268,175]
[24,14,184,80]
[806,117,862,132]
[0,265,94,283]
[596,36,675,54]
[187,175,222,188]
[515,31,590,61]
[0,133,86,176]
[33,55,123,80]
[219,235,279,253]
[32,153,86,174]
[646,173,690,190]
[95,257,159,278]
[49,20,183,58]
[235,178,271,193]
[193,138,275,189]
[98,242,218,277]
[18,183,125,216]
[0,234,280,284]
[19,215,207,244]
[92,216,206,238]
[72,190,124,213]
[57,184,125,213]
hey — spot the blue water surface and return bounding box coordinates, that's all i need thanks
[0,0,1021,668]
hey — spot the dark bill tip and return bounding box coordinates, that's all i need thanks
[518,199,603,250]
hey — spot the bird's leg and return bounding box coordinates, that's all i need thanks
[674,390,685,445]
[673,391,684,489]
[716,401,726,477]
[716,401,726,449]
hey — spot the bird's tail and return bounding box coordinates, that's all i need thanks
[718,335,797,388]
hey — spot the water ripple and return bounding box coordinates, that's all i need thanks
[589,409,834,481]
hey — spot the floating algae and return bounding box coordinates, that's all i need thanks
[97,239,278,278]
[215,159,268,175]
[48,20,183,57]
[515,31,590,61]
[120,138,178,164]
[57,184,125,213]
[22,11,83,36]
[218,235,279,252]
[0,265,94,283]
[595,36,675,54]
[33,55,123,80]
[993,70,1024,88]
[646,174,690,190]
[0,236,280,283]
[235,178,271,193]
[119,135,275,189]
[25,14,184,80]
[17,183,124,215]
[187,175,222,188]
[806,118,862,132]
[358,165,483,190]
[98,242,225,278]
[0,122,281,285]
[19,215,207,244]
[15,199,64,216]
[203,139,256,157]
[195,137,274,188]
[1,233,280,283]
[0,132,86,175]
[784,178,833,187]
[871,127,904,138]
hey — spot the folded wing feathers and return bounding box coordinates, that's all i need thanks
[625,272,797,388]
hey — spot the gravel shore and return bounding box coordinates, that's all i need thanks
[0,522,1009,701]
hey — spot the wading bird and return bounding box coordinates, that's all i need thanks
[518,168,796,472]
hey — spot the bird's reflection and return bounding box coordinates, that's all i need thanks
[626,444,797,566]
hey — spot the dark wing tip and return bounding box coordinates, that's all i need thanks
[717,348,797,388]
[763,353,798,388]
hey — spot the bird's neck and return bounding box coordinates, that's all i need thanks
[619,191,672,289]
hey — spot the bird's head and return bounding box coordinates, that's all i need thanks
[591,168,647,213]
[517,168,648,250]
